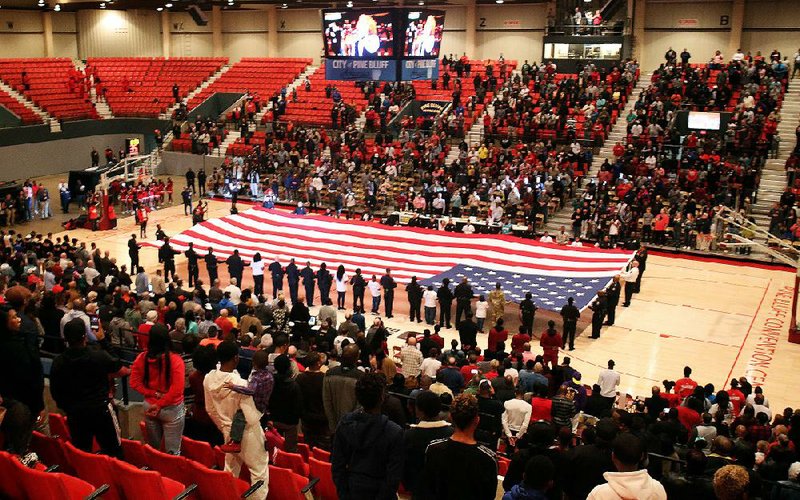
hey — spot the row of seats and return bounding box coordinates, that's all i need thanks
[88,57,227,117]
[0,58,98,121]
[0,86,41,125]
[186,58,312,112]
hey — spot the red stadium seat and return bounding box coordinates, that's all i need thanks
[296,442,310,463]
[111,456,195,499]
[181,435,217,468]
[142,444,194,485]
[29,431,74,474]
[119,438,149,468]
[274,449,309,477]
[311,447,331,462]
[62,441,123,500]
[267,464,312,500]
[309,457,338,500]
[48,413,70,440]
[185,458,264,500]
[0,451,28,499]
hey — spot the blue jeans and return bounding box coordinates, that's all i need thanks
[143,401,185,455]
[424,306,436,325]
[477,317,485,332]
[371,296,381,313]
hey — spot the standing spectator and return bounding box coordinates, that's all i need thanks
[422,393,498,499]
[503,456,556,500]
[423,285,438,325]
[323,344,363,432]
[269,354,302,453]
[502,387,532,452]
[597,360,621,410]
[551,385,576,429]
[350,268,366,314]
[402,391,453,496]
[437,278,454,329]
[406,276,423,323]
[204,341,268,500]
[539,320,562,369]
[331,372,404,499]
[380,269,397,318]
[129,324,186,455]
[560,297,580,350]
[250,252,265,297]
[50,318,129,457]
[296,352,330,450]
[400,337,423,388]
[587,433,666,499]
[565,418,618,499]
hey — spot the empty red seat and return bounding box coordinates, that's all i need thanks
[309,457,337,500]
[111,456,194,499]
[62,441,122,500]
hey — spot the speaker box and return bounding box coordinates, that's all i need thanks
[186,5,208,26]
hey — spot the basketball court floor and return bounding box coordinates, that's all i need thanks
[59,200,800,411]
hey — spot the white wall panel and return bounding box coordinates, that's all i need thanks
[644,1,731,29]
[170,33,213,57]
[77,9,161,58]
[224,33,268,62]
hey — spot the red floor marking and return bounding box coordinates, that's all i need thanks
[724,279,771,387]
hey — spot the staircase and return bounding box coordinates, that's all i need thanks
[210,130,241,158]
[543,74,650,234]
[159,64,232,120]
[252,65,319,125]
[751,81,800,231]
[0,79,58,132]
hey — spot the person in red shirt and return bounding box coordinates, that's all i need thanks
[676,399,703,432]
[530,391,553,422]
[675,366,698,400]
[129,324,186,455]
[660,380,682,408]
[539,320,562,369]
[460,352,479,383]
[487,319,509,356]
[728,379,746,415]
[511,330,531,353]
[214,309,235,338]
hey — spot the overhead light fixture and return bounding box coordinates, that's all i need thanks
[157,6,163,10]
[418,0,424,4]
[495,0,503,3]
[165,2,172,7]
[54,3,60,10]
[99,2,106,8]
[280,2,287,7]
[346,0,352,6]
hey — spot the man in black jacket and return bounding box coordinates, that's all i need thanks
[454,277,474,327]
[350,268,366,314]
[50,319,130,457]
[205,248,218,283]
[158,237,180,281]
[380,269,397,318]
[268,257,284,300]
[286,258,300,305]
[331,372,404,499]
[402,391,453,496]
[559,297,580,350]
[185,241,200,288]
[605,276,621,326]
[437,278,454,329]
[226,249,244,288]
[406,276,423,323]
[300,261,316,306]
[269,354,303,453]
[564,418,618,499]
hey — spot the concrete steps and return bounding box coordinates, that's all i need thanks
[253,65,319,126]
[751,79,800,228]
[159,64,232,120]
[0,79,58,131]
[543,73,650,234]
[209,130,241,158]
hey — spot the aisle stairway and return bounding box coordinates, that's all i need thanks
[210,130,241,157]
[160,64,232,120]
[543,73,650,234]
[751,80,800,230]
[0,79,58,131]
[252,65,319,125]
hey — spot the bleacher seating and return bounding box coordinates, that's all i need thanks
[186,57,311,112]
[280,65,372,127]
[87,57,227,117]
[0,86,42,125]
[0,58,98,121]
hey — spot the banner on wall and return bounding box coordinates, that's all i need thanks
[400,58,440,81]
[503,19,522,28]
[419,100,449,116]
[677,18,699,27]
[324,59,398,81]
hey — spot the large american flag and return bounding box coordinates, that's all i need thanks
[146,207,634,311]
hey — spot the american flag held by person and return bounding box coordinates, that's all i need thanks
[144,207,634,311]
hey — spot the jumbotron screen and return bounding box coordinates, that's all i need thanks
[322,9,395,58]
[403,10,445,58]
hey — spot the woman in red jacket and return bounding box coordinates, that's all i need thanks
[130,324,186,454]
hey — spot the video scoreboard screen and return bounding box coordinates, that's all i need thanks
[322,8,445,81]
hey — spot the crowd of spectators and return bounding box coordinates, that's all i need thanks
[0,228,799,499]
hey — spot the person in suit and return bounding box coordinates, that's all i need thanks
[589,291,607,339]
[300,261,316,306]
[316,263,332,305]
[268,257,284,300]
[350,269,366,314]
[185,242,200,288]
[226,250,244,287]
[380,269,397,318]
[286,259,300,305]
[205,248,218,284]
[604,276,621,326]
[406,276,423,323]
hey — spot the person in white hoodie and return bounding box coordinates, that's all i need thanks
[587,433,667,500]
[204,341,269,500]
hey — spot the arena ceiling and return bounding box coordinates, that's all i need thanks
[0,0,545,11]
